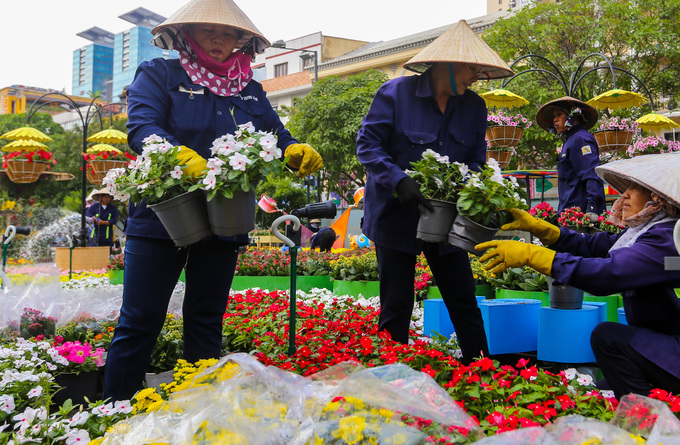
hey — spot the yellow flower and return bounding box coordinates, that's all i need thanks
[378,408,394,420]
[391,433,407,445]
[332,415,366,445]
[1,200,16,211]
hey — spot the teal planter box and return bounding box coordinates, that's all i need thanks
[108,269,124,285]
[538,305,601,363]
[332,280,380,297]
[584,293,621,322]
[618,307,628,325]
[496,288,550,307]
[480,298,541,355]
[423,296,486,339]
[231,275,332,292]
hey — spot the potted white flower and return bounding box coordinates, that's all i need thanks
[405,149,466,243]
[188,121,288,237]
[103,135,212,246]
[449,158,528,255]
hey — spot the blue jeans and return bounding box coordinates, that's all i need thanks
[103,236,239,401]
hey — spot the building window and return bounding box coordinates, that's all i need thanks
[274,63,288,77]
[302,52,316,69]
[122,31,130,71]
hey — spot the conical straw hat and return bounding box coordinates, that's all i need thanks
[536,96,599,131]
[151,0,269,54]
[595,153,680,208]
[403,20,513,79]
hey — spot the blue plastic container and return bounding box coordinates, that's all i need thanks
[617,307,628,325]
[478,298,541,355]
[423,296,485,339]
[537,305,601,363]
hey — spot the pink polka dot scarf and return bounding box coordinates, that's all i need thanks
[174,26,253,97]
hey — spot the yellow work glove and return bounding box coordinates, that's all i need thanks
[176,146,207,179]
[475,240,556,276]
[285,143,323,178]
[501,208,561,245]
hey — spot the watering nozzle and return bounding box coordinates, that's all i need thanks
[2,226,30,245]
[291,201,337,220]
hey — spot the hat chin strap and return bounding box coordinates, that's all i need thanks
[448,64,459,96]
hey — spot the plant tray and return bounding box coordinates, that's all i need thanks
[486,125,524,148]
[86,159,128,185]
[593,129,634,153]
[5,159,48,183]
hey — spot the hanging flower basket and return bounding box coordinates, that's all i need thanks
[86,159,129,185]
[486,126,524,148]
[485,149,513,168]
[593,129,634,153]
[5,159,49,183]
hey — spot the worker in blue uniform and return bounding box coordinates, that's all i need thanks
[357,20,514,363]
[535,96,606,217]
[475,153,680,399]
[85,188,118,248]
[103,0,323,402]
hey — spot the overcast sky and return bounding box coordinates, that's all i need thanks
[1,0,487,93]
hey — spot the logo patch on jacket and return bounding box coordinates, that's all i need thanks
[581,145,592,155]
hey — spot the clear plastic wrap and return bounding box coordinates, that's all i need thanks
[613,393,680,444]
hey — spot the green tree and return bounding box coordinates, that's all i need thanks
[481,0,680,167]
[255,175,307,230]
[286,69,388,202]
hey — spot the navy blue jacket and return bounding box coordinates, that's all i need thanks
[125,58,297,240]
[551,220,680,378]
[556,125,606,214]
[356,73,487,254]
[86,202,118,243]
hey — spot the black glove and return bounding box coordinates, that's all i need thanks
[395,177,433,213]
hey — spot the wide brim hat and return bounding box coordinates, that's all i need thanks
[595,153,680,209]
[91,187,113,201]
[536,96,599,131]
[403,20,514,80]
[151,0,270,54]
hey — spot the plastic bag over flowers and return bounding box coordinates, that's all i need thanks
[98,353,484,444]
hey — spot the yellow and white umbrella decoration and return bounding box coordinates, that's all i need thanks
[87,128,127,144]
[0,126,53,142]
[586,89,647,111]
[635,113,680,132]
[2,139,49,151]
[480,89,530,109]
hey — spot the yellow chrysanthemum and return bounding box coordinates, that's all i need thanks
[332,415,366,445]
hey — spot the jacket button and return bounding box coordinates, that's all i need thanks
[419,140,424,144]
[439,142,443,146]
[217,111,223,115]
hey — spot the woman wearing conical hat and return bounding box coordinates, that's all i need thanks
[104,0,323,402]
[535,96,606,217]
[476,153,680,399]
[356,20,513,363]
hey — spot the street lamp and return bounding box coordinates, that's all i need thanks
[270,40,318,82]
[271,40,322,203]
[26,92,110,247]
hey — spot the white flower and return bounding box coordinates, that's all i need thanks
[206,158,224,175]
[202,173,217,190]
[68,411,89,426]
[64,428,90,445]
[229,153,253,171]
[237,122,255,134]
[26,386,42,399]
[490,170,505,185]
[114,400,134,414]
[433,177,443,187]
[169,166,183,179]
[137,183,151,191]
[259,146,282,162]
[0,395,14,414]
[259,134,277,149]
[577,373,594,386]
[142,134,163,145]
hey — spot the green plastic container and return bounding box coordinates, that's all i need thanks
[231,275,332,292]
[496,288,550,307]
[584,293,621,322]
[426,284,495,300]
[332,279,380,298]
[108,269,124,285]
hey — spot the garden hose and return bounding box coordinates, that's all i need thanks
[271,214,302,356]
